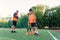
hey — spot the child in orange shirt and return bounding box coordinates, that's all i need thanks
[11,10,19,33]
[28,9,39,36]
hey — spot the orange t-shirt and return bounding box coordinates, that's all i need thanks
[13,17,17,21]
[29,13,36,24]
[13,13,18,21]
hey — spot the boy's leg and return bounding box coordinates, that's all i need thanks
[11,25,15,31]
[11,21,16,32]
[34,27,38,34]
[27,28,29,32]
[34,26,39,36]
[32,23,39,36]
[31,23,35,34]
[31,27,35,34]
[11,25,16,33]
[29,26,32,34]
[26,26,32,35]
[26,27,30,35]
[29,25,32,31]
[30,28,31,31]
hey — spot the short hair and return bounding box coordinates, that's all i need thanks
[16,10,19,12]
[29,9,32,12]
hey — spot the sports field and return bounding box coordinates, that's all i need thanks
[0,28,60,40]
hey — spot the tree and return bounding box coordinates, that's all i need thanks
[16,14,28,28]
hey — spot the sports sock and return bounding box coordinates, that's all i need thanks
[35,30,38,34]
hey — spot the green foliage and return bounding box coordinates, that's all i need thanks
[0,22,7,28]
[0,5,60,29]
[16,15,28,28]
[7,20,12,28]
[44,6,60,28]
[35,12,43,28]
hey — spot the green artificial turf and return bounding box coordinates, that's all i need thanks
[0,29,60,40]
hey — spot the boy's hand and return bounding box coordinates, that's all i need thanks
[28,23,30,26]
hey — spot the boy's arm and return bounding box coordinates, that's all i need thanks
[14,13,18,19]
[34,14,36,20]
[28,21,30,26]
[16,14,18,19]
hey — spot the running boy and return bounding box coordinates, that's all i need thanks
[28,9,39,36]
[11,10,19,33]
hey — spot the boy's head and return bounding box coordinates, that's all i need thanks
[29,9,33,14]
[16,10,19,13]
[29,9,32,12]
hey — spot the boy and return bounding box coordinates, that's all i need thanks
[11,10,19,33]
[28,9,39,36]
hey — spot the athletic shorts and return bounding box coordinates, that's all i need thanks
[31,23,37,27]
[13,21,17,26]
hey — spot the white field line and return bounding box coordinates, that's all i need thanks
[47,31,58,40]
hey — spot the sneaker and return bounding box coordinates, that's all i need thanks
[34,33,39,36]
[11,31,16,33]
[13,31,16,33]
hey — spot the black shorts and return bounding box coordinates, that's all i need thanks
[13,21,17,26]
[31,23,37,27]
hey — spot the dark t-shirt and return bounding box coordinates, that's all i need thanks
[13,13,18,19]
